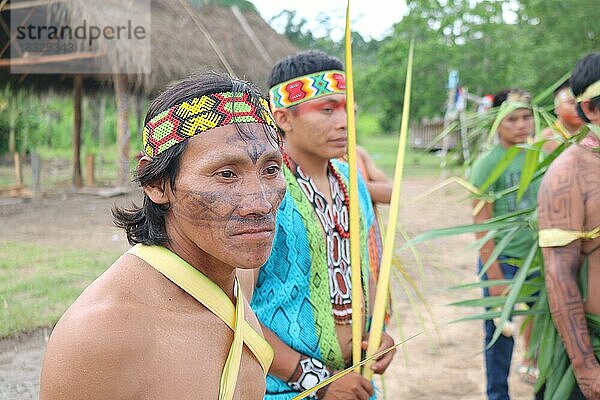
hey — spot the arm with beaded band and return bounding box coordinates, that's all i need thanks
[286,355,332,399]
[261,325,331,398]
[261,324,374,399]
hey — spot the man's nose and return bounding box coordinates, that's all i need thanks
[237,177,273,217]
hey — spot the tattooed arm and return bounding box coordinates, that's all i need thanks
[538,158,600,398]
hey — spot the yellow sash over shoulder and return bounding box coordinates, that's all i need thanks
[127,244,273,400]
[539,227,600,247]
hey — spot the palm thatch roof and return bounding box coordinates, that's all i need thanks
[0,0,298,93]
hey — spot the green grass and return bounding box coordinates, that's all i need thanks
[0,144,141,189]
[358,135,459,177]
[0,241,121,338]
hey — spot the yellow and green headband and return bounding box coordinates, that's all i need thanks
[554,87,575,107]
[142,92,277,157]
[576,80,600,102]
[269,70,346,110]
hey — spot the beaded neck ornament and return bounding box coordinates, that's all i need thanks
[282,152,349,239]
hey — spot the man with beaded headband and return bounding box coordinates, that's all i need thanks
[537,52,600,399]
[249,50,396,399]
[40,72,286,400]
[541,78,584,154]
[469,88,540,400]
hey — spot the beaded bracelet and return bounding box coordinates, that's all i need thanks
[286,355,333,399]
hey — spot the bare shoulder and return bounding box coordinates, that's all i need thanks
[40,254,158,400]
[541,145,580,190]
[538,145,599,229]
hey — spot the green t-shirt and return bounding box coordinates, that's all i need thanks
[469,144,540,260]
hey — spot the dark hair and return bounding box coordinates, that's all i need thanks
[267,50,344,89]
[571,52,600,121]
[492,88,531,108]
[112,71,275,246]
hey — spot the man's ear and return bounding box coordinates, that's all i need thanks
[138,156,170,205]
[273,109,293,133]
[581,100,600,123]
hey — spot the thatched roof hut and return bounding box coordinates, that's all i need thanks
[2,0,297,91]
[0,0,297,187]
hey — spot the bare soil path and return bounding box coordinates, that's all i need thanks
[0,178,535,399]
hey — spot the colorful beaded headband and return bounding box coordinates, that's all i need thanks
[269,70,346,110]
[576,80,600,102]
[142,92,277,157]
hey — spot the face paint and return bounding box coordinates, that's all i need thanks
[555,88,584,128]
[554,88,575,108]
[166,123,285,269]
[294,98,347,116]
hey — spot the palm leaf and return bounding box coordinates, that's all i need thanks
[516,142,544,202]
[449,296,539,308]
[489,244,538,347]
[477,226,519,278]
[477,146,520,192]
[451,309,542,323]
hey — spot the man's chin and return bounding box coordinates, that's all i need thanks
[235,250,272,270]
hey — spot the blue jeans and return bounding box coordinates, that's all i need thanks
[478,257,518,400]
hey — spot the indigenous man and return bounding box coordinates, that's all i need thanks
[538,52,600,399]
[541,79,584,153]
[250,50,396,399]
[40,73,286,400]
[469,89,539,400]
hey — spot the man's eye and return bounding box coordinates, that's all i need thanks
[322,107,334,113]
[265,165,281,175]
[217,170,236,178]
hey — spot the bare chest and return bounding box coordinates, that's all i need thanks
[133,310,266,400]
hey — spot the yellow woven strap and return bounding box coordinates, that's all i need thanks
[126,245,274,391]
[219,277,244,400]
[539,227,600,247]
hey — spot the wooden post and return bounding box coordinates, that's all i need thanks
[114,74,130,187]
[31,152,40,198]
[8,103,16,154]
[85,154,95,187]
[14,152,22,188]
[98,95,106,165]
[72,75,83,189]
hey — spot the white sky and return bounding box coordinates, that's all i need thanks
[251,0,408,41]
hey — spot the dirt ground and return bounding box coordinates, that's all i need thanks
[0,176,536,399]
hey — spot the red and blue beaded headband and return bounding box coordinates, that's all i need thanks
[142,92,278,157]
[269,70,346,110]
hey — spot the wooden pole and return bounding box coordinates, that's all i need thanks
[8,100,16,154]
[98,95,106,165]
[31,152,40,198]
[14,152,22,188]
[114,74,130,187]
[72,75,83,189]
[85,154,94,187]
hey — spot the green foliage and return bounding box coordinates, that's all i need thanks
[0,86,143,158]
[0,241,120,337]
[356,112,382,137]
[376,0,597,128]
[289,0,598,132]
[357,134,444,177]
